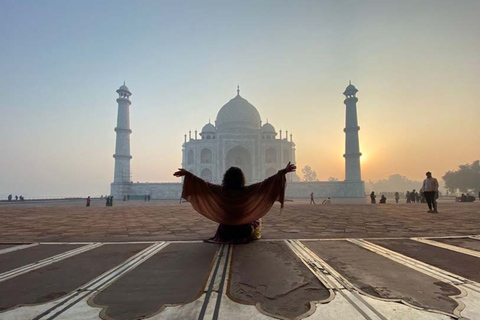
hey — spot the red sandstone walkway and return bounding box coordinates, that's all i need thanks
[0,200,478,242]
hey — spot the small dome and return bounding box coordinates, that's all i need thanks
[201,123,216,133]
[261,122,276,133]
[343,82,358,96]
[216,94,261,131]
[119,84,129,91]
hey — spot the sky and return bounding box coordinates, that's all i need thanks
[1,0,479,198]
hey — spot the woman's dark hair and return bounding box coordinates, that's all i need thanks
[222,167,245,190]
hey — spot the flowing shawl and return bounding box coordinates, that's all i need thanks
[181,171,286,225]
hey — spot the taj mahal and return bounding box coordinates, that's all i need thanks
[110,83,365,202]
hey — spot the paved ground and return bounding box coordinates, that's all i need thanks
[0,200,479,320]
[1,199,479,242]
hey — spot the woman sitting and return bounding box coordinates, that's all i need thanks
[173,162,296,244]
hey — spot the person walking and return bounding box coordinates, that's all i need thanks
[86,196,91,207]
[310,192,316,204]
[394,192,399,204]
[422,171,439,213]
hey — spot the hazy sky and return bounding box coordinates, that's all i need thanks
[1,0,479,197]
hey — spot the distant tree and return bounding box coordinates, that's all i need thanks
[365,174,422,193]
[328,177,339,181]
[443,160,480,194]
[302,165,318,182]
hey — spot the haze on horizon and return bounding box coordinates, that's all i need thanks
[1,0,479,198]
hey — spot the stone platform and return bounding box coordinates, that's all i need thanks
[0,200,479,320]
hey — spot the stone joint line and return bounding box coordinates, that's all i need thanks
[32,242,168,320]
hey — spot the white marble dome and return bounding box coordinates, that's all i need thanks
[201,123,216,133]
[261,122,276,133]
[215,94,261,131]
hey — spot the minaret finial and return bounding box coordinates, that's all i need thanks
[237,84,240,96]
[349,80,351,85]
[123,81,126,85]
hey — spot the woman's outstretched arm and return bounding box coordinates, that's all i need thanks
[279,162,297,175]
[173,168,189,177]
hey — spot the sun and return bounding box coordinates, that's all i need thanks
[361,152,367,163]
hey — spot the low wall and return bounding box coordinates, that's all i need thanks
[111,180,365,202]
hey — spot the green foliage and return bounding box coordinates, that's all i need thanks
[442,160,480,193]
[302,165,318,182]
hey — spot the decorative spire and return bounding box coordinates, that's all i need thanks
[123,81,126,86]
[349,80,351,85]
[237,84,240,96]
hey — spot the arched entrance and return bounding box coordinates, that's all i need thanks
[200,168,213,182]
[226,146,252,182]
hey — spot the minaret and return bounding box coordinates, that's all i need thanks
[343,82,362,181]
[113,83,132,184]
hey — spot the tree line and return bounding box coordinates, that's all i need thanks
[443,160,480,194]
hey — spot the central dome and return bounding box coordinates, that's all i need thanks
[215,94,261,131]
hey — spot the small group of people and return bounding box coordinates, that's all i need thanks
[105,195,114,207]
[144,194,151,202]
[368,172,440,213]
[310,193,332,204]
[406,189,423,203]
[458,193,476,202]
[369,192,386,204]
[7,194,25,201]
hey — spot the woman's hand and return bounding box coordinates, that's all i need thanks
[173,168,188,177]
[283,162,296,174]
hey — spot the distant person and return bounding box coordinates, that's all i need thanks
[310,192,315,204]
[409,189,416,203]
[7,194,12,201]
[322,197,331,204]
[15,195,18,201]
[20,195,24,201]
[147,194,151,201]
[86,196,91,207]
[370,191,376,204]
[405,191,411,203]
[127,194,130,201]
[105,196,110,207]
[110,195,114,207]
[422,171,439,213]
[394,192,399,204]
[460,193,467,202]
[379,195,386,204]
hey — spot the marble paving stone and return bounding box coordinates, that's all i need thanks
[433,237,480,252]
[370,239,480,282]
[0,244,84,273]
[228,241,330,319]
[0,244,149,312]
[304,240,460,315]
[90,243,218,320]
